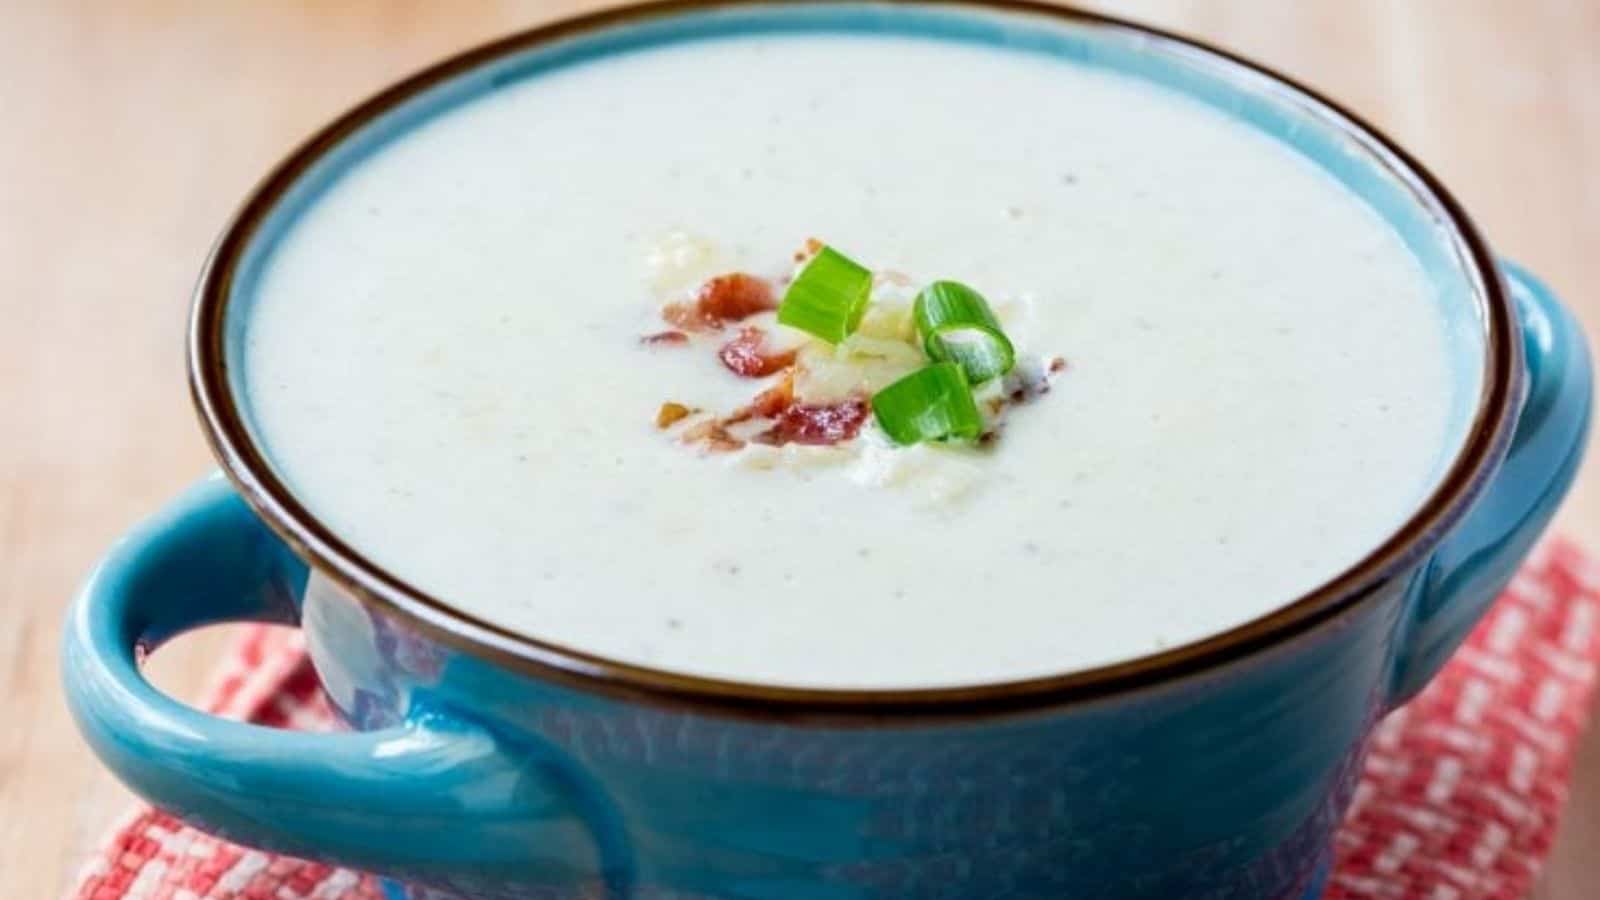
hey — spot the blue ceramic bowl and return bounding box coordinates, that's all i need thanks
[62,3,1592,899]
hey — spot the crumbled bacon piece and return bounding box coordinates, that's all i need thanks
[993,357,1068,413]
[792,237,824,263]
[656,402,692,429]
[663,273,775,332]
[641,330,689,346]
[717,327,797,378]
[700,273,776,321]
[681,417,744,452]
[754,397,870,447]
[727,374,795,424]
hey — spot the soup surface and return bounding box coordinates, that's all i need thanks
[241,28,1462,688]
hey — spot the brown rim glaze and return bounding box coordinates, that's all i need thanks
[189,0,1519,722]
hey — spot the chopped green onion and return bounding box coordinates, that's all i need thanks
[913,281,1016,384]
[778,246,872,344]
[871,362,984,445]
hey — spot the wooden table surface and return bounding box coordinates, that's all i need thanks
[3,2,1596,897]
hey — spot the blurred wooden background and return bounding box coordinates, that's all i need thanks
[3,1,1596,897]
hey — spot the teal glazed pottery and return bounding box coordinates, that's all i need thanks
[62,3,1592,899]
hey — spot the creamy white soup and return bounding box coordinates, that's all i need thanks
[241,30,1461,688]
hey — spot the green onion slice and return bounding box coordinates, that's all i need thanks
[777,246,873,344]
[913,281,1016,384]
[870,362,984,445]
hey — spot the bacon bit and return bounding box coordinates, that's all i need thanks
[717,327,798,378]
[641,330,689,346]
[754,397,870,447]
[792,237,824,263]
[663,273,776,332]
[656,402,692,429]
[699,273,776,321]
[726,373,795,425]
[681,418,745,453]
[988,357,1070,418]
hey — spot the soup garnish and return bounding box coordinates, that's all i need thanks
[871,361,985,444]
[776,245,874,343]
[648,241,1063,451]
[913,280,1017,384]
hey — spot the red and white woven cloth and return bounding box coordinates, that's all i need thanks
[73,540,1600,900]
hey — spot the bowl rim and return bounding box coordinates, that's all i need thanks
[188,0,1520,723]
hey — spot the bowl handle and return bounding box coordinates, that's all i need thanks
[61,476,597,879]
[1389,262,1592,705]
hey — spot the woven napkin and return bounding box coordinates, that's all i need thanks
[72,540,1600,900]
